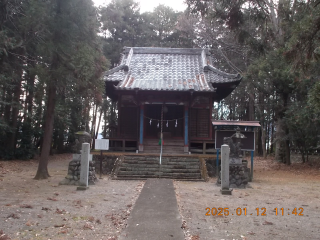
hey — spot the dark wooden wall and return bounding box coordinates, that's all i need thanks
[189,108,210,138]
[120,106,138,138]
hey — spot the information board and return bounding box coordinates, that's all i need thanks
[95,139,109,150]
[215,131,255,151]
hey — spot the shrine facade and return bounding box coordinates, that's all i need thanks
[104,47,242,154]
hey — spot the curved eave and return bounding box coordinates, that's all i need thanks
[105,81,119,101]
[104,65,128,76]
[205,64,241,80]
[211,77,242,102]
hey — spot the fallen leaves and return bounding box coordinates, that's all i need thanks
[83,222,94,230]
[96,219,102,224]
[0,230,10,240]
[181,220,187,229]
[54,224,65,228]
[58,229,68,234]
[41,207,51,211]
[55,208,67,214]
[20,204,33,209]
[7,213,20,219]
[47,197,58,201]
[0,159,144,240]
[25,221,32,226]
[73,200,83,207]
[262,221,274,225]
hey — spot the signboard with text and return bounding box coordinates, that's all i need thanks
[95,139,109,150]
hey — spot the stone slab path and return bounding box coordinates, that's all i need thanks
[119,179,185,240]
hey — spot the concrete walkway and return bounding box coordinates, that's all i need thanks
[119,179,185,240]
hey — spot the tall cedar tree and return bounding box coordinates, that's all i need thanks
[35,0,107,179]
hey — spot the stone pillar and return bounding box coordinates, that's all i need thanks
[77,143,90,190]
[221,144,232,195]
[184,106,189,153]
[139,104,144,152]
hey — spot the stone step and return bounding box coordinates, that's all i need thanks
[122,158,199,163]
[120,164,200,170]
[118,168,200,173]
[116,173,202,179]
[143,140,184,146]
[118,170,200,176]
[121,160,199,165]
[142,148,184,153]
[114,155,203,180]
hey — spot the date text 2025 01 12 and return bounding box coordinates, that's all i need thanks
[205,207,304,216]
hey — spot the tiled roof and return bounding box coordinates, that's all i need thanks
[104,47,241,93]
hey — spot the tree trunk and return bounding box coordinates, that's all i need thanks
[7,67,22,154]
[34,84,56,179]
[248,92,255,121]
[25,66,35,125]
[261,123,267,159]
[270,107,275,154]
[301,149,305,163]
[275,119,285,162]
[84,98,91,132]
[91,102,98,149]
[95,106,103,139]
[285,130,291,165]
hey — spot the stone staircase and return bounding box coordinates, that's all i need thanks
[142,139,185,154]
[112,155,203,180]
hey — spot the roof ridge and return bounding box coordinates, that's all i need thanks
[201,50,240,79]
[104,64,127,76]
[206,64,241,79]
[123,47,209,55]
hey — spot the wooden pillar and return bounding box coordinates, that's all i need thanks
[117,100,121,137]
[209,97,213,139]
[139,104,144,152]
[184,106,189,153]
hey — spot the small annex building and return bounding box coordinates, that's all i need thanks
[104,47,242,154]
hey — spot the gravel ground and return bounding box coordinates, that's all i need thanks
[0,154,144,240]
[1,154,320,240]
[174,157,320,240]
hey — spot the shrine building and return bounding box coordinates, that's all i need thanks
[103,47,242,154]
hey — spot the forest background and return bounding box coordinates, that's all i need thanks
[0,0,319,178]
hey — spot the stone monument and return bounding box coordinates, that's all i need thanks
[218,127,250,188]
[60,128,97,186]
[220,144,232,195]
[77,143,90,190]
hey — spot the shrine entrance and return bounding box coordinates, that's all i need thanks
[144,104,184,139]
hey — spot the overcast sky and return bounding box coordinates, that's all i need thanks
[93,0,187,13]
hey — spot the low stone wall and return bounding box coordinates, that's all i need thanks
[229,165,250,188]
[290,153,320,163]
[92,155,118,175]
[217,162,250,188]
[204,158,219,177]
[60,159,97,186]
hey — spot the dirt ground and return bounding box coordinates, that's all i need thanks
[0,154,320,240]
[175,156,320,240]
[0,154,144,240]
